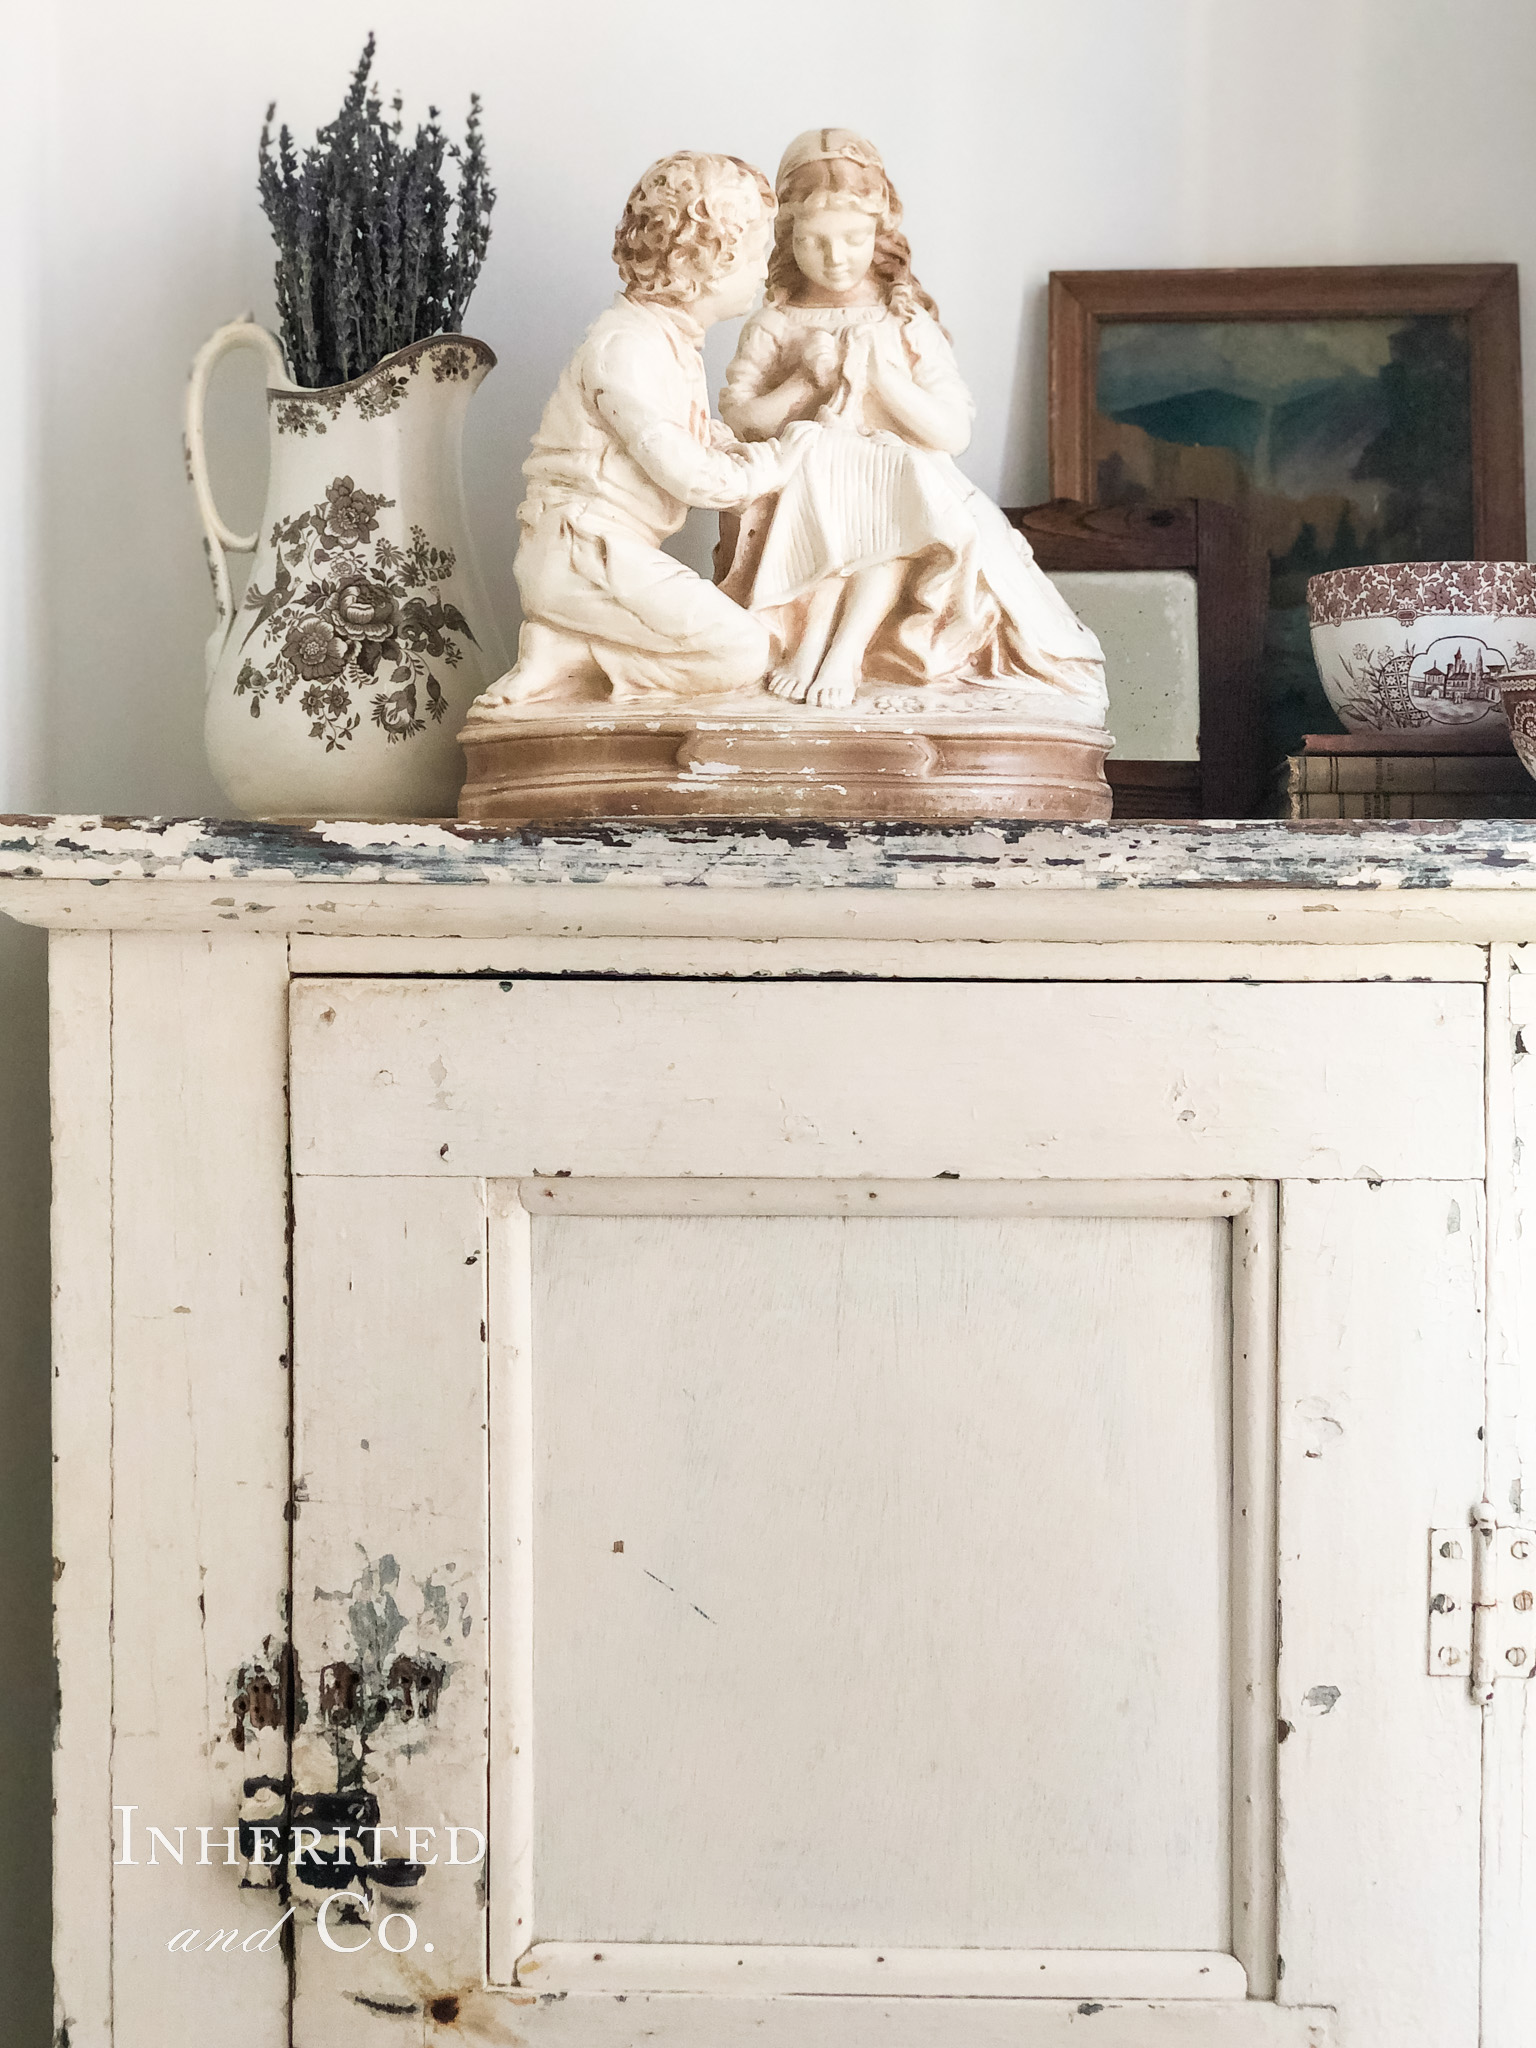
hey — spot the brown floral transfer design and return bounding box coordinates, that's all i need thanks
[1310,561,1536,629]
[270,336,494,436]
[235,474,477,750]
[273,399,330,438]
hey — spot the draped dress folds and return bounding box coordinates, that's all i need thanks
[717,302,1107,717]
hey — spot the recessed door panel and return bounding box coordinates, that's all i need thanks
[530,1211,1230,1951]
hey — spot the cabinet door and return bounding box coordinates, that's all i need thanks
[287,976,1486,2048]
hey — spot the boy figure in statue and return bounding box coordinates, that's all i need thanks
[472,152,813,707]
[717,129,1106,720]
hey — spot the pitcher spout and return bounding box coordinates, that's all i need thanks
[191,324,505,819]
[268,335,497,440]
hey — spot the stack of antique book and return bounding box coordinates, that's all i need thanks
[1277,732,1536,819]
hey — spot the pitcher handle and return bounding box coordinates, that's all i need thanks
[185,317,291,687]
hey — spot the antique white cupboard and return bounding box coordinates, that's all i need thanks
[11,814,1536,2048]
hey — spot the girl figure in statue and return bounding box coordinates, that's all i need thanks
[717,129,1106,720]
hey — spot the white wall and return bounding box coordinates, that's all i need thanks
[21,0,1536,814]
[3,0,1535,2033]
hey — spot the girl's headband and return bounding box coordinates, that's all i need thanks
[774,128,898,227]
[776,128,884,188]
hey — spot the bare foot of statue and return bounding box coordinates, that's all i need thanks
[774,561,904,712]
[473,622,603,709]
[798,659,860,709]
[475,672,544,709]
[766,658,821,703]
[765,573,845,703]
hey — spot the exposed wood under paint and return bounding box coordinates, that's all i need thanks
[3,812,1536,894]
[9,819,1536,946]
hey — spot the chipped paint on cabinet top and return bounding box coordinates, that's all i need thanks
[5,812,1536,892]
[15,815,1536,947]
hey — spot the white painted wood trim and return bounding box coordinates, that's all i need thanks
[515,1177,1254,1218]
[108,935,292,2048]
[7,875,1536,947]
[1480,944,1536,2047]
[472,1995,1334,2045]
[514,1943,1247,1999]
[1232,1184,1279,1999]
[489,1182,536,1987]
[49,931,114,2048]
[287,936,1490,983]
[291,978,1486,1184]
[1275,1180,1484,2043]
[289,1176,492,2035]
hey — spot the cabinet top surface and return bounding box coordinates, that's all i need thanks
[14,815,1536,944]
[6,814,1536,892]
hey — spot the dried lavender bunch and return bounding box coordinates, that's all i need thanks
[258,36,496,389]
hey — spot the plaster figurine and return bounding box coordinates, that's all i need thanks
[716,129,1107,719]
[471,152,812,707]
[456,136,1113,822]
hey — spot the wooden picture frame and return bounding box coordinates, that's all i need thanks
[1049,265,1525,556]
[1007,499,1268,819]
[1049,268,1525,783]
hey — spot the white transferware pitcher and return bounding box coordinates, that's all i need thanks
[187,321,506,819]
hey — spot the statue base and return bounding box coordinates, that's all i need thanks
[457,694,1112,824]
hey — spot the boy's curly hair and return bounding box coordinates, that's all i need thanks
[614,152,774,305]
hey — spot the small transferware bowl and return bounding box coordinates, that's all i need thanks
[1308,561,1536,751]
[1495,676,1536,784]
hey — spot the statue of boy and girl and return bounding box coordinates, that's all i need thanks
[470,130,1106,730]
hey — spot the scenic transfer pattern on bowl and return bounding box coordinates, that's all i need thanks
[1494,681,1536,790]
[1308,562,1536,743]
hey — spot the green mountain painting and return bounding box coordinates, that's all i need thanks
[1093,315,1475,761]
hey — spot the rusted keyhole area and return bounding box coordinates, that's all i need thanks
[429,1995,461,2025]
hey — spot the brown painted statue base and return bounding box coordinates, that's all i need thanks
[457,697,1112,824]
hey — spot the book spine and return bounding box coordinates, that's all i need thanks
[1286,790,1536,820]
[1290,756,1533,795]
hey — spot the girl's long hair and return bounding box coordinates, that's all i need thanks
[766,156,945,333]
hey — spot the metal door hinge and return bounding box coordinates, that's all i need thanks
[1429,1502,1536,1703]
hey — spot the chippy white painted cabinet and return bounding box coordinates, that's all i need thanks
[14,815,1536,2048]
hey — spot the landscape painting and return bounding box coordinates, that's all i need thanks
[1093,315,1475,759]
